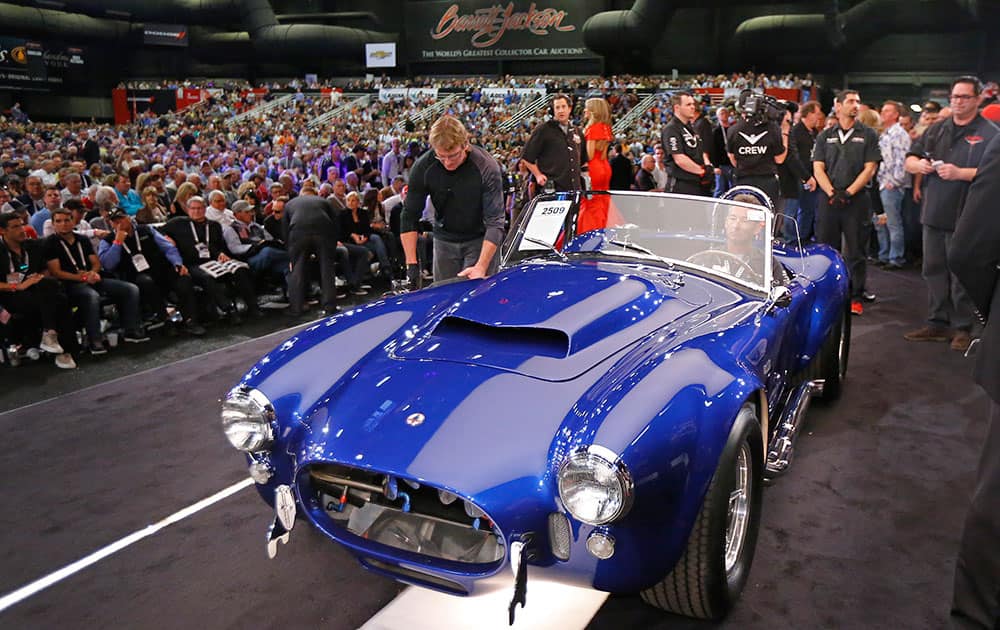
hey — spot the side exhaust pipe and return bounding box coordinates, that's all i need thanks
[765,380,824,477]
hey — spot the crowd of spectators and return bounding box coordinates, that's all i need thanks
[2,71,995,371]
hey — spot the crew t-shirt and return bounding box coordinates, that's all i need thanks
[811,121,881,190]
[726,120,784,177]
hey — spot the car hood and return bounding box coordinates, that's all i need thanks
[393,259,709,381]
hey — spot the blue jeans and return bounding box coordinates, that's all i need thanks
[781,188,818,243]
[363,234,392,276]
[876,187,906,264]
[714,165,735,198]
[248,245,290,281]
[66,278,141,342]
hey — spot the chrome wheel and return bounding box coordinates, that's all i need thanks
[724,442,752,573]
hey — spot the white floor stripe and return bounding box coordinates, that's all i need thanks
[360,577,609,630]
[0,477,254,614]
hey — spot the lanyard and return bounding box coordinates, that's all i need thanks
[59,238,87,272]
[121,231,142,255]
[190,221,209,245]
[6,247,27,274]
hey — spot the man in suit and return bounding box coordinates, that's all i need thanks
[948,131,1000,630]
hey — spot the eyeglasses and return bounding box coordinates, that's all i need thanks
[434,146,467,162]
[950,94,976,101]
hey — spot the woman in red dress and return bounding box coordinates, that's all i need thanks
[578,97,615,235]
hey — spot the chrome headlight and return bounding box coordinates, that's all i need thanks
[221,387,275,452]
[557,445,632,525]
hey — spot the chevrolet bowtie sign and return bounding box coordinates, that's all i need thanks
[366,42,397,68]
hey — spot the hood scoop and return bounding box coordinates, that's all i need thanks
[392,262,708,380]
[431,316,570,359]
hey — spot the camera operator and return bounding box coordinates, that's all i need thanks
[661,91,713,196]
[726,90,789,205]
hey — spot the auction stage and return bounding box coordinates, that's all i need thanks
[0,265,987,629]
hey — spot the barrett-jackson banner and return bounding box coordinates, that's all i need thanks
[405,1,602,62]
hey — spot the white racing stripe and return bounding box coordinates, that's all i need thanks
[0,477,254,614]
[361,577,609,630]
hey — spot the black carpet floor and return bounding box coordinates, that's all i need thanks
[0,265,988,629]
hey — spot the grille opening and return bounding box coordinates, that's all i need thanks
[362,557,469,595]
[432,316,570,358]
[307,464,505,566]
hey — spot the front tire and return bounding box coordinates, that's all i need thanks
[811,300,851,401]
[640,403,764,619]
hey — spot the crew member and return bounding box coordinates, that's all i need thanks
[948,131,1000,630]
[283,187,352,316]
[726,90,789,205]
[812,89,881,316]
[903,76,999,351]
[661,91,713,196]
[520,94,584,194]
[401,115,505,285]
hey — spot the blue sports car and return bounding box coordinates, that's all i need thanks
[221,188,850,622]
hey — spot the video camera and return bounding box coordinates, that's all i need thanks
[738,89,787,126]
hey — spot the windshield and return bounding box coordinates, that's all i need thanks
[502,191,774,291]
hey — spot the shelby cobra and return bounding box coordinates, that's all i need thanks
[221,188,850,622]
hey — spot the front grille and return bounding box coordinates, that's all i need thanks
[304,463,505,567]
[362,558,469,595]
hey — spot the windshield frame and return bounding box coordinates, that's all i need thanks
[501,190,776,294]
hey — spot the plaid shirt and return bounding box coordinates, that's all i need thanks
[878,122,911,190]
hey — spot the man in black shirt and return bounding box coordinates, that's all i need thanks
[782,101,823,242]
[402,115,505,285]
[162,196,259,323]
[812,89,881,315]
[99,210,205,336]
[45,208,148,354]
[344,144,380,189]
[903,76,999,351]
[282,188,350,316]
[521,94,584,194]
[634,155,657,191]
[609,144,634,191]
[948,131,1000,630]
[726,92,789,206]
[0,211,78,368]
[661,92,713,196]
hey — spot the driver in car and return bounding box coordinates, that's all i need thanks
[696,193,785,286]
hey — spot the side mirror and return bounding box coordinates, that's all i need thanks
[764,285,792,314]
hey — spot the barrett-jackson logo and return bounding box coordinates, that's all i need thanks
[431,2,575,48]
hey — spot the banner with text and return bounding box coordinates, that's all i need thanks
[143,24,189,47]
[405,1,601,62]
[378,87,439,102]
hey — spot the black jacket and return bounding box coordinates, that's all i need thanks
[949,133,1000,403]
[282,194,342,240]
[162,217,230,266]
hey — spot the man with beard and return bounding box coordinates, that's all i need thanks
[812,89,881,316]
[521,94,584,194]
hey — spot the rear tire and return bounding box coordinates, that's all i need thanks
[640,403,764,619]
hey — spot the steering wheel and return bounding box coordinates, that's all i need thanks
[686,249,761,282]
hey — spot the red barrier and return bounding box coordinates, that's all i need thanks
[175,87,203,111]
[112,88,130,125]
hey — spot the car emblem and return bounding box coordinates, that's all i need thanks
[274,484,296,531]
[406,412,425,427]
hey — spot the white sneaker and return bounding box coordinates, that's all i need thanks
[370,262,380,275]
[335,276,346,287]
[55,353,77,369]
[39,330,64,355]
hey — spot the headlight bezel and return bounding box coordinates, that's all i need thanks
[221,386,276,453]
[557,444,634,526]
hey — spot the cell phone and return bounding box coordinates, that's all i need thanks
[931,160,944,168]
